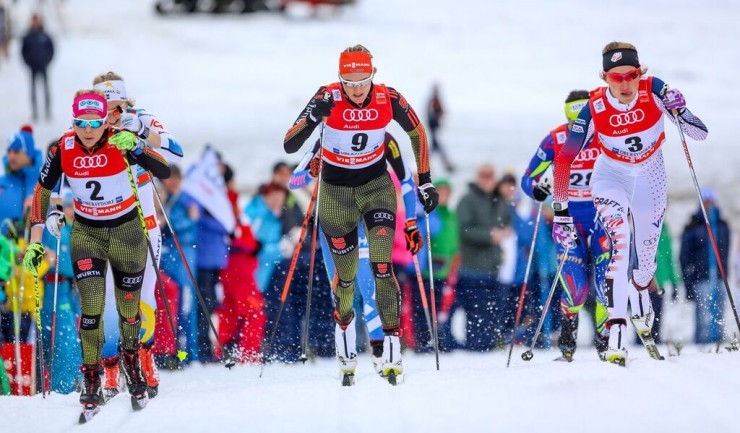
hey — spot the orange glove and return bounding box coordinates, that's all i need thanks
[404,219,423,255]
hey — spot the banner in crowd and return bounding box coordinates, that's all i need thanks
[182,146,236,234]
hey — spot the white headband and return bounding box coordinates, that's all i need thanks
[93,79,128,102]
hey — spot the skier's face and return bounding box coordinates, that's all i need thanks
[604,66,641,105]
[340,72,373,106]
[73,114,108,148]
[107,101,126,127]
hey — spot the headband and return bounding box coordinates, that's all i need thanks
[603,48,640,72]
[93,79,128,102]
[72,93,107,118]
[564,99,589,122]
[339,51,373,75]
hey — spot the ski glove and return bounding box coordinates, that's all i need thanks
[404,219,423,255]
[45,205,65,239]
[309,154,322,178]
[120,113,150,139]
[552,206,580,249]
[22,242,45,277]
[307,92,334,124]
[417,174,439,214]
[110,131,143,155]
[663,88,686,112]
[532,181,552,202]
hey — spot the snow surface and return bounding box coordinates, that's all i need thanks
[2,0,740,431]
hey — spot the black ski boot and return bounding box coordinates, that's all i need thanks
[79,364,103,424]
[556,314,579,362]
[120,347,149,411]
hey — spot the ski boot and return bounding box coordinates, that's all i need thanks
[595,332,609,362]
[335,315,357,386]
[102,355,120,403]
[79,364,103,424]
[555,314,578,362]
[370,339,384,374]
[120,346,150,410]
[604,320,628,366]
[140,342,160,399]
[629,281,664,360]
[381,333,403,385]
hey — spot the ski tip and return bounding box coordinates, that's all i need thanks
[177,351,188,362]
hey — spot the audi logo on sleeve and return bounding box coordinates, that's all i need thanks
[73,155,108,169]
[609,109,645,127]
[343,109,379,122]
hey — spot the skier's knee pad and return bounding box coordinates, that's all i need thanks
[371,262,393,280]
[325,227,358,256]
[73,257,106,282]
[111,268,145,292]
[80,314,101,331]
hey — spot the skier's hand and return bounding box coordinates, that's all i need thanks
[110,131,141,154]
[307,92,334,125]
[663,88,686,113]
[309,154,322,178]
[120,113,149,139]
[532,181,552,202]
[22,242,45,277]
[417,174,439,214]
[552,206,579,249]
[404,219,423,255]
[45,205,65,239]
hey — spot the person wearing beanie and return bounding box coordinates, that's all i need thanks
[1,124,42,224]
[550,41,709,366]
[91,71,183,399]
[22,88,171,419]
[283,44,437,385]
[520,90,611,362]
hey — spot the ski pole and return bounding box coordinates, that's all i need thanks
[260,180,319,378]
[33,274,47,397]
[506,203,542,368]
[149,176,236,368]
[521,246,570,361]
[425,215,440,370]
[672,111,740,335]
[299,124,325,364]
[49,174,66,394]
[123,157,190,365]
[412,255,434,349]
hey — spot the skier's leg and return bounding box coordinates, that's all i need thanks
[318,181,361,374]
[591,179,631,363]
[108,218,148,399]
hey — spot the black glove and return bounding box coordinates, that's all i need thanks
[417,173,439,214]
[532,182,551,202]
[307,92,334,125]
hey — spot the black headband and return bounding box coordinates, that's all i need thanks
[603,48,640,71]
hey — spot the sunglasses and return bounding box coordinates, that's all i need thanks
[338,74,374,88]
[604,69,641,83]
[108,105,125,115]
[73,117,107,129]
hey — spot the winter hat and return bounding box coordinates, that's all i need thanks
[7,125,35,155]
[701,187,716,203]
[435,178,451,189]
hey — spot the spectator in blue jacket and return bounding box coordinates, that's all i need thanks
[1,125,42,224]
[159,165,201,362]
[194,176,231,363]
[679,188,731,344]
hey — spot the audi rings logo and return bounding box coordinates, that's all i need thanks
[609,109,645,127]
[73,155,108,169]
[343,109,378,122]
[122,276,143,285]
[373,212,394,221]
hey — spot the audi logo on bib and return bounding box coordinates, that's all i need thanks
[343,109,378,122]
[73,155,108,169]
[609,109,645,127]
